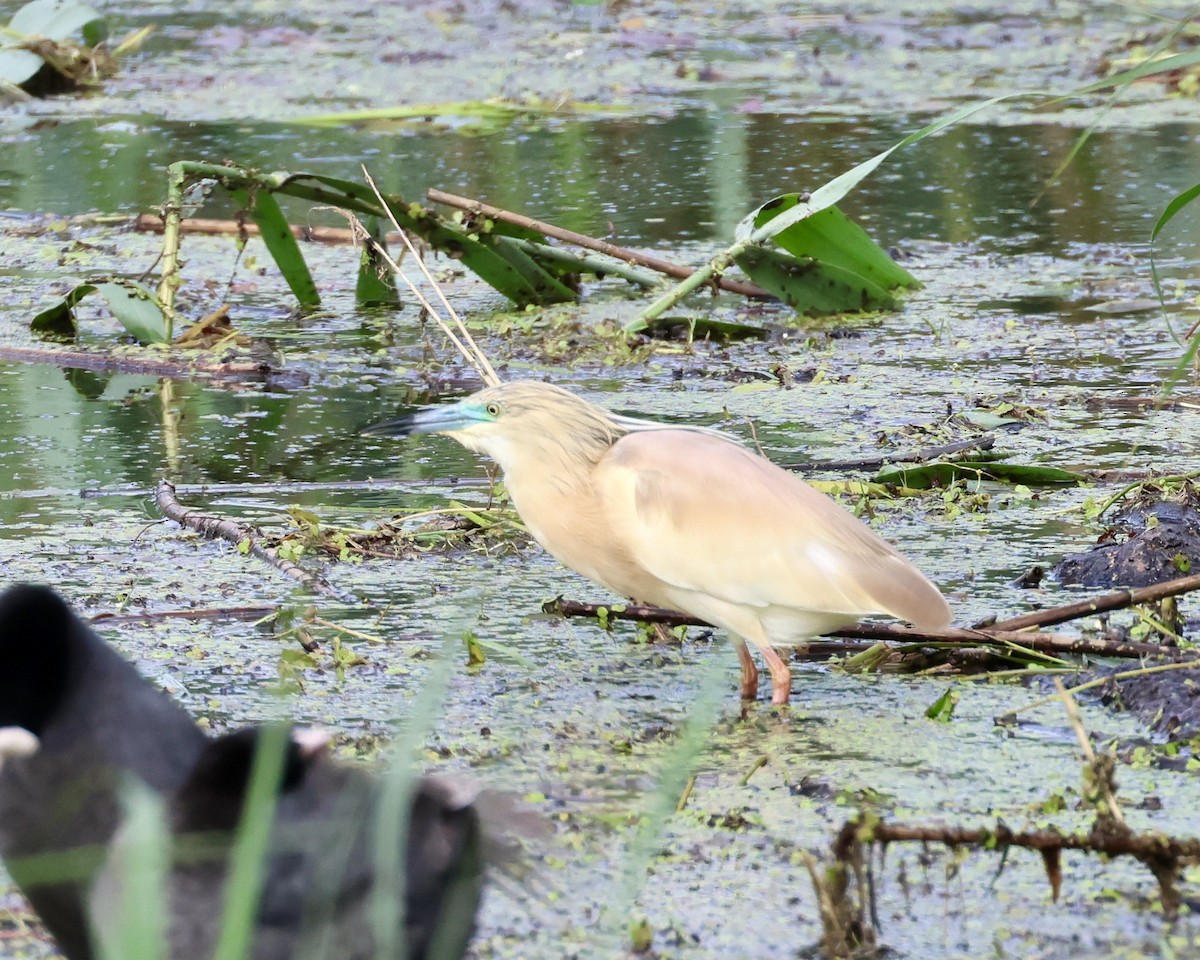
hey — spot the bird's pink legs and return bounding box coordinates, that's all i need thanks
[735,642,792,704]
[735,641,759,700]
[759,645,792,705]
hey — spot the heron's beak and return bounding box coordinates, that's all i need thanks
[362,401,485,438]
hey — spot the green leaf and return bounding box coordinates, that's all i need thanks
[30,281,93,337]
[924,686,959,722]
[733,244,897,316]
[355,217,400,307]
[10,0,105,39]
[30,280,169,343]
[276,174,577,307]
[227,187,320,307]
[93,282,170,343]
[63,368,109,399]
[464,630,486,668]
[874,460,1087,489]
[0,0,107,84]
[739,201,918,290]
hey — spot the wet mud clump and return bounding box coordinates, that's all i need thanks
[1098,664,1200,741]
[1054,487,1200,588]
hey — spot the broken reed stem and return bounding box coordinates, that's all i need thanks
[999,658,1200,722]
[362,167,501,388]
[548,599,1185,661]
[1054,678,1126,829]
[426,188,774,300]
[153,480,354,606]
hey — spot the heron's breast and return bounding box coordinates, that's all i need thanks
[506,477,659,601]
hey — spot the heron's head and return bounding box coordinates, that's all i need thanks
[364,381,624,471]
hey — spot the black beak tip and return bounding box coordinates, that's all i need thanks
[361,417,413,439]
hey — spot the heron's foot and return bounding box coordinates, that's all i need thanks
[736,642,759,700]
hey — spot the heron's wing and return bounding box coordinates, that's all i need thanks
[594,431,950,626]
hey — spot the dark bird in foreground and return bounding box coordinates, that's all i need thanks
[91,725,487,960]
[0,584,504,960]
[0,583,206,960]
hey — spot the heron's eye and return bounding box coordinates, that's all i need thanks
[485,402,501,417]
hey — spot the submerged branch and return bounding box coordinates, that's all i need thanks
[785,433,997,473]
[0,345,305,388]
[89,605,276,625]
[548,598,1185,660]
[426,188,774,299]
[835,814,1194,918]
[136,213,372,245]
[153,480,355,605]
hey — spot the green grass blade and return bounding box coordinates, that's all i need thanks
[91,780,169,960]
[210,723,292,960]
[751,96,1016,247]
[369,637,457,960]
[597,654,725,952]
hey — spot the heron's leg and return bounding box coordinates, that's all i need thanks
[735,640,759,700]
[759,645,792,705]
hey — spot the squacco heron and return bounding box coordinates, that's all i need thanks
[366,381,951,705]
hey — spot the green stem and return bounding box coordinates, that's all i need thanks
[506,238,661,288]
[626,249,741,333]
[156,162,187,334]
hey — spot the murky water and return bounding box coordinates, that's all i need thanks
[4,2,1200,958]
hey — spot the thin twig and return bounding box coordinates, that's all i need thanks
[0,345,305,387]
[427,188,774,300]
[1054,678,1126,828]
[997,659,1200,722]
[88,605,276,625]
[153,480,355,604]
[547,598,1184,660]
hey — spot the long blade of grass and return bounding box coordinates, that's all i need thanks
[369,634,458,960]
[210,722,292,960]
[1032,11,1199,204]
[1150,182,1200,392]
[597,653,726,952]
[228,188,321,307]
[91,779,169,960]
